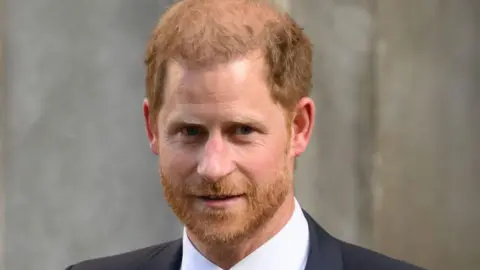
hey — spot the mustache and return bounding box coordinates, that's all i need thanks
[162,174,254,197]
[185,180,251,197]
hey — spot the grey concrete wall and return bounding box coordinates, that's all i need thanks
[373,1,480,269]
[4,1,179,269]
[1,1,6,269]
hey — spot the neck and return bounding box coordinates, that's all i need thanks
[187,193,296,269]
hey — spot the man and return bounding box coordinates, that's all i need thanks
[67,0,425,269]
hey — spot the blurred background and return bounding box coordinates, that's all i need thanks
[0,0,479,269]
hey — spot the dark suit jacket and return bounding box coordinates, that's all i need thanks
[66,211,426,270]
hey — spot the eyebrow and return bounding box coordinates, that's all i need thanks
[165,114,268,131]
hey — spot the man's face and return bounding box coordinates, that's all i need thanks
[154,54,295,244]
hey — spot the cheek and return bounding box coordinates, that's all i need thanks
[235,141,287,182]
[159,143,197,177]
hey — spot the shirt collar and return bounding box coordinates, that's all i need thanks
[181,198,310,270]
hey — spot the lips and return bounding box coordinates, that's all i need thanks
[194,194,245,208]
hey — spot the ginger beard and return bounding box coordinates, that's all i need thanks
[160,149,292,246]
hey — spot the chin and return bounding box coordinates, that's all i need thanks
[195,225,249,245]
[187,212,249,243]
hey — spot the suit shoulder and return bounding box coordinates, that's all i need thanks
[66,240,180,270]
[339,241,427,270]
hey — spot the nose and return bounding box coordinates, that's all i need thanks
[197,132,234,182]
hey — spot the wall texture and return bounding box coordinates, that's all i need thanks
[373,1,480,269]
[0,1,6,269]
[2,0,479,270]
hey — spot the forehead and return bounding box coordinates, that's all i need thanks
[159,54,283,123]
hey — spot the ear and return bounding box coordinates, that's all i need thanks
[143,98,159,155]
[290,97,315,157]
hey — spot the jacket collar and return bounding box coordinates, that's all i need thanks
[303,210,343,270]
[148,210,343,270]
[144,239,182,270]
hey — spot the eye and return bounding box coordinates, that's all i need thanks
[181,126,202,136]
[234,125,254,135]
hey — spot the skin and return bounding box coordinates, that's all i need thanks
[143,51,315,269]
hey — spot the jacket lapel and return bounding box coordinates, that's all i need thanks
[144,239,183,270]
[303,210,343,270]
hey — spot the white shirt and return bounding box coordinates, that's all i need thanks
[180,198,310,270]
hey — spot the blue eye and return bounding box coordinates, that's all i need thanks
[182,126,201,136]
[236,125,253,135]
